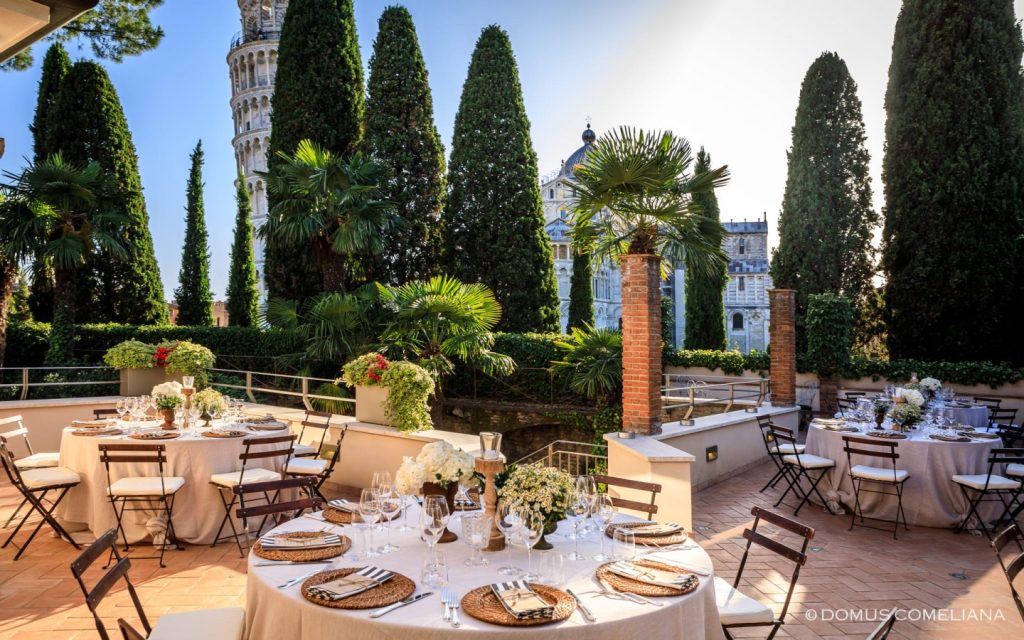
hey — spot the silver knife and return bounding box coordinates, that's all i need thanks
[370,591,434,618]
[593,575,645,605]
[566,589,596,622]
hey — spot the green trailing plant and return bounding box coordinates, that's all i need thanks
[164,341,215,385]
[102,339,156,369]
[174,140,213,326]
[342,352,390,386]
[684,147,728,350]
[380,361,435,432]
[552,325,623,406]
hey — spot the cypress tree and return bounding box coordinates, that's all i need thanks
[265,0,364,301]
[771,52,877,349]
[226,178,259,327]
[10,271,32,324]
[567,248,594,332]
[27,43,70,322]
[443,25,560,332]
[44,61,167,325]
[173,141,213,326]
[364,6,446,284]
[882,0,1024,362]
[684,148,728,350]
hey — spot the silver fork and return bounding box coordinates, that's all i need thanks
[443,588,461,628]
[277,570,317,589]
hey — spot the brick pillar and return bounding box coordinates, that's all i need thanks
[769,288,797,407]
[620,254,662,436]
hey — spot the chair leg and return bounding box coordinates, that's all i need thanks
[773,465,804,508]
[3,496,30,529]
[895,481,909,538]
[849,478,864,531]
[12,487,78,560]
[794,469,830,517]
[211,489,241,553]
[955,485,988,537]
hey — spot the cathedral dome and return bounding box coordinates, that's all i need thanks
[558,123,595,179]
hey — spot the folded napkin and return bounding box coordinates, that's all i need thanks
[328,499,358,513]
[307,567,393,601]
[608,561,695,590]
[71,419,115,428]
[813,418,846,427]
[490,581,554,620]
[248,421,287,430]
[259,532,343,550]
[621,522,684,537]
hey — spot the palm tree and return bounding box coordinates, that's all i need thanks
[570,126,730,275]
[552,325,623,407]
[261,139,394,293]
[376,275,515,382]
[0,154,125,364]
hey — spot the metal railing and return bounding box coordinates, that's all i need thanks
[207,368,353,412]
[662,374,770,420]
[0,366,118,401]
[515,440,608,476]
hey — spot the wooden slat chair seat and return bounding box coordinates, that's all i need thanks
[71,528,245,640]
[590,474,661,520]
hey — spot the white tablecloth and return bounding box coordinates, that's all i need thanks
[942,405,990,429]
[245,508,725,640]
[56,423,290,544]
[805,424,1002,527]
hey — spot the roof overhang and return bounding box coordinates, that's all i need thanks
[0,0,98,64]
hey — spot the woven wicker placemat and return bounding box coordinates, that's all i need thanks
[72,427,122,437]
[323,507,355,524]
[129,431,181,440]
[461,583,574,627]
[605,522,689,546]
[866,431,908,440]
[253,531,351,562]
[301,567,414,609]
[200,430,248,439]
[971,432,1001,440]
[929,434,972,443]
[595,560,701,597]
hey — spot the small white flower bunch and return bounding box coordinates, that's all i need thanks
[497,463,574,523]
[396,440,475,490]
[897,388,926,407]
[919,377,942,393]
[151,381,183,398]
[394,456,426,496]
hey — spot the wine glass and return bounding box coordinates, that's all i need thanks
[494,501,523,576]
[378,485,402,553]
[565,491,589,561]
[115,398,128,424]
[371,472,392,531]
[461,513,489,566]
[592,494,616,562]
[419,502,446,550]
[358,488,381,556]
[517,512,544,581]
[395,484,416,533]
[581,476,598,535]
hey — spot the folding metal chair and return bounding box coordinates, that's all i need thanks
[836,397,856,417]
[842,435,910,539]
[285,427,347,502]
[974,396,1002,416]
[0,435,81,560]
[992,524,1024,575]
[234,476,323,552]
[93,408,120,420]
[210,434,295,556]
[716,506,814,640]
[989,524,1024,623]
[953,448,1024,540]
[991,408,1022,446]
[71,528,245,640]
[292,409,332,458]
[865,609,898,640]
[844,391,866,400]
[1,417,60,529]
[590,474,662,520]
[98,443,185,568]
[770,425,835,516]
[756,415,803,493]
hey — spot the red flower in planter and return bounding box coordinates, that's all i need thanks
[153,347,171,368]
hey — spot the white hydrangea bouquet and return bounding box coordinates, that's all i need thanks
[151,381,184,410]
[395,440,476,492]
[496,462,574,526]
[919,377,942,396]
[895,387,925,408]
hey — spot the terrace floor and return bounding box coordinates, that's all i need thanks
[0,462,1020,639]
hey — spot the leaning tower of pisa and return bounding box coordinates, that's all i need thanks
[227,0,287,293]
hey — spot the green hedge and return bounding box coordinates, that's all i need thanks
[663,348,771,375]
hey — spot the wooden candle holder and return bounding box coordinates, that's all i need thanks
[475,456,505,551]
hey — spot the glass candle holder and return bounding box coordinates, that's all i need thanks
[479,432,502,460]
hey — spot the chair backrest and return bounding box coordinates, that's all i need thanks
[234,476,322,521]
[734,506,814,626]
[93,408,120,420]
[769,424,804,464]
[1002,550,1024,624]
[975,396,1003,411]
[865,609,898,640]
[98,443,173,496]
[70,528,150,640]
[0,436,26,488]
[297,410,332,456]
[836,397,856,415]
[590,474,661,520]
[0,415,34,457]
[844,391,866,399]
[992,524,1024,574]
[756,415,779,454]
[842,435,900,477]
[981,449,1024,491]
[317,427,348,481]
[238,434,296,476]
[992,408,1018,426]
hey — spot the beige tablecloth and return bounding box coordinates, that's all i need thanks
[805,424,1002,527]
[56,423,290,544]
[942,405,989,429]
[245,509,725,640]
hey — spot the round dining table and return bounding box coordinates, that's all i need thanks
[805,422,1003,528]
[56,420,292,544]
[244,507,726,640]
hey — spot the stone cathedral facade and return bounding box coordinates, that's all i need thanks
[228,0,287,295]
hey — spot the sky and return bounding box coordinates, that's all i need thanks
[2,0,1023,300]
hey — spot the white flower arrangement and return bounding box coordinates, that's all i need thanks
[151,381,183,398]
[897,388,926,407]
[496,463,574,523]
[920,377,942,393]
[395,440,475,490]
[890,401,922,425]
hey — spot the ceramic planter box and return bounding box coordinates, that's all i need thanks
[119,368,183,397]
[355,384,390,426]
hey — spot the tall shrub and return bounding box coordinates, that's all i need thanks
[443,25,560,332]
[226,178,259,327]
[264,0,365,302]
[174,141,213,326]
[684,147,727,350]
[772,52,877,348]
[364,6,446,284]
[806,293,854,415]
[882,0,1024,361]
[567,248,594,332]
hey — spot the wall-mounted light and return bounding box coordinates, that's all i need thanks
[706,445,718,462]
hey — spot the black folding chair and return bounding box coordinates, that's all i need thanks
[770,425,835,516]
[974,396,1002,416]
[836,397,856,417]
[210,434,295,556]
[992,524,1024,575]
[865,609,898,640]
[992,408,1022,446]
[718,506,814,640]
[0,435,81,560]
[98,443,186,568]
[93,408,120,420]
[844,391,866,399]
[989,524,1024,623]
[234,476,323,552]
[71,528,245,640]
[1,418,60,529]
[292,409,332,458]
[756,415,801,493]
[953,448,1024,540]
[842,435,910,539]
[285,427,347,502]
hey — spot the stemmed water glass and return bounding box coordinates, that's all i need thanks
[419,499,447,551]
[395,484,416,532]
[592,494,616,562]
[565,490,589,561]
[494,501,522,576]
[580,476,598,535]
[517,512,544,581]
[371,472,392,531]
[115,398,128,425]
[378,485,402,553]
[359,488,381,557]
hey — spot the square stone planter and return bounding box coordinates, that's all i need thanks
[355,384,390,426]
[119,368,183,397]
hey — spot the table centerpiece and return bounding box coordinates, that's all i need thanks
[152,381,184,429]
[395,440,476,542]
[496,462,574,550]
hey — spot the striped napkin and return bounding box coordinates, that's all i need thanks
[621,522,684,537]
[608,561,697,590]
[328,499,358,513]
[307,567,393,601]
[490,581,554,620]
[259,532,343,550]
